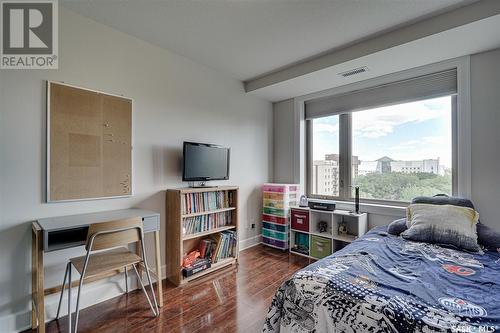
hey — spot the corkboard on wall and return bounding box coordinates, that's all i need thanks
[47,82,132,202]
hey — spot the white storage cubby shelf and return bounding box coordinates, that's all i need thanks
[289,206,368,260]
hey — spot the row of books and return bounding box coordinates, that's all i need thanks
[182,212,232,235]
[199,230,237,263]
[182,191,233,214]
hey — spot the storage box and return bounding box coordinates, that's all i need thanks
[310,235,332,259]
[291,209,309,232]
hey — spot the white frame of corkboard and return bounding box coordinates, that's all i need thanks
[46,81,134,202]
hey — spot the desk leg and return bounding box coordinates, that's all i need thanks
[32,224,45,333]
[154,231,163,307]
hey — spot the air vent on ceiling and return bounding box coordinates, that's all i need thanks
[338,66,369,78]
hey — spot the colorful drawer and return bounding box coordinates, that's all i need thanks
[262,228,286,241]
[291,209,309,232]
[263,207,285,217]
[263,192,298,201]
[262,237,287,249]
[263,198,285,209]
[310,235,332,259]
[261,183,300,250]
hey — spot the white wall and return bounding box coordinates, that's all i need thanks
[0,8,272,332]
[470,48,500,231]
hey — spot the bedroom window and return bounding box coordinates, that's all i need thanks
[351,96,453,202]
[306,69,458,204]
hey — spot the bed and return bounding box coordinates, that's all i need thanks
[263,226,500,333]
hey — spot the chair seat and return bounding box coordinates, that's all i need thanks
[70,247,141,278]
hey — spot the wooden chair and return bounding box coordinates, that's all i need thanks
[55,218,159,333]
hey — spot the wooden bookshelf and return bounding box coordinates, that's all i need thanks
[166,186,239,286]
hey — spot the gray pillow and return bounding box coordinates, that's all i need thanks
[387,218,407,235]
[477,223,500,250]
[402,203,481,252]
[412,195,475,209]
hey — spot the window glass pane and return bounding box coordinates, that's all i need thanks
[352,96,452,201]
[311,115,340,197]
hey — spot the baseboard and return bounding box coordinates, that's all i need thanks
[239,234,262,250]
[0,310,31,333]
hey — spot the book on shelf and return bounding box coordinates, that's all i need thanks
[182,191,233,215]
[182,211,232,235]
[197,230,237,264]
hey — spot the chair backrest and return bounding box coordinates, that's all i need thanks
[85,217,142,251]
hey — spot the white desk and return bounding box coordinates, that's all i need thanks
[32,209,163,333]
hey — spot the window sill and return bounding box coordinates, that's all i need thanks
[334,200,406,217]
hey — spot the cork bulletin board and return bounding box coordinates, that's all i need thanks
[47,81,132,202]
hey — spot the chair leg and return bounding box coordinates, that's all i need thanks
[68,264,72,333]
[56,263,69,319]
[143,262,159,316]
[73,269,86,333]
[124,266,128,294]
[132,264,157,316]
[140,237,159,316]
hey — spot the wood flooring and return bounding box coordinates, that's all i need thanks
[25,245,312,333]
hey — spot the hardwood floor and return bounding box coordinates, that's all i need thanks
[26,245,312,333]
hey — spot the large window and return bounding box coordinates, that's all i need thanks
[308,94,455,203]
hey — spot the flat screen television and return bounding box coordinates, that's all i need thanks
[182,142,230,182]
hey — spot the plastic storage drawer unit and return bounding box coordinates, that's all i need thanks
[261,183,300,250]
[310,235,332,259]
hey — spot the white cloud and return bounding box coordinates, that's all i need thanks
[314,123,338,134]
[352,97,450,138]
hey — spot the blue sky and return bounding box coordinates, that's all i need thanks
[312,96,452,167]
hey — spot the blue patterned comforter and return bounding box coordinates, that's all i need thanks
[263,226,500,333]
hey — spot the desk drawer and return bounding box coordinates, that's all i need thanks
[143,215,160,233]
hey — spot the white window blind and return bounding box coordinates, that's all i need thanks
[305,69,457,120]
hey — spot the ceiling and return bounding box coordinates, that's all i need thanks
[61,0,476,81]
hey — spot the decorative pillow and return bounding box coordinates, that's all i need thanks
[401,203,481,252]
[477,223,500,250]
[387,218,407,235]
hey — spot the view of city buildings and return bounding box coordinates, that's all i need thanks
[312,154,442,197]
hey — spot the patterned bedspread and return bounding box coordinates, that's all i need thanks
[263,226,500,333]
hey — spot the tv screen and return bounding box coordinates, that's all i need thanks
[182,142,230,181]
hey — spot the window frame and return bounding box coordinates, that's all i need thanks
[306,95,458,206]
